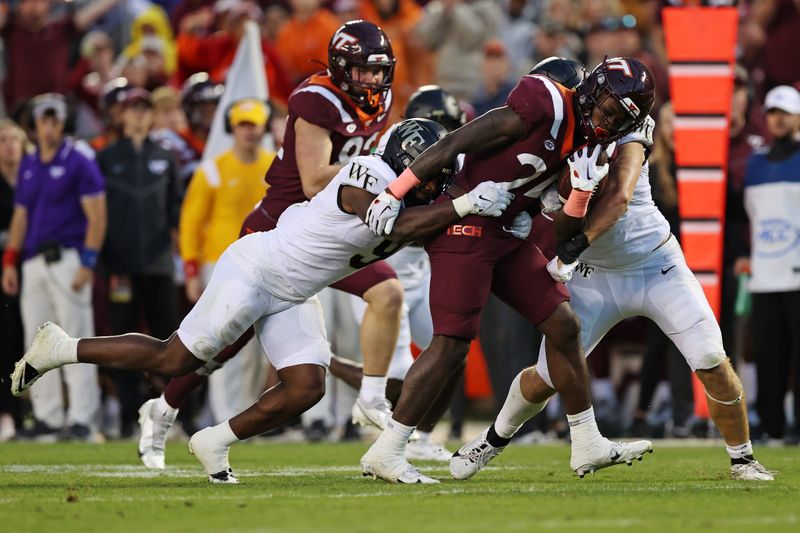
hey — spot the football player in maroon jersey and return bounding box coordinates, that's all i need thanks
[361,57,659,483]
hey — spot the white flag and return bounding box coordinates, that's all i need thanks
[203,20,272,160]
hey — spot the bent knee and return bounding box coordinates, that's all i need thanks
[427,335,470,365]
[363,279,404,315]
[545,304,581,346]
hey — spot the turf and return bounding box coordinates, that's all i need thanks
[0,441,797,532]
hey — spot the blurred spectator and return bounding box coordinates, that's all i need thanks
[578,0,622,32]
[275,0,341,86]
[721,67,769,359]
[359,0,432,119]
[741,85,800,443]
[90,78,131,153]
[497,0,537,78]
[170,0,215,33]
[177,1,292,105]
[331,0,360,21]
[179,98,274,420]
[0,119,27,442]
[751,0,800,91]
[0,0,122,113]
[121,4,178,78]
[69,30,118,139]
[261,4,291,42]
[97,89,181,438]
[471,40,516,117]
[150,87,199,184]
[1,93,106,441]
[531,20,582,67]
[414,0,502,101]
[179,72,224,173]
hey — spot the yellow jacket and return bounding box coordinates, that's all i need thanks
[180,149,274,265]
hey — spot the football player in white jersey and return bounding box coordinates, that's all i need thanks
[11,119,514,483]
[450,113,775,482]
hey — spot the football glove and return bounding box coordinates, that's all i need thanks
[366,190,402,236]
[568,145,609,192]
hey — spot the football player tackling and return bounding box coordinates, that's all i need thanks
[11,119,513,483]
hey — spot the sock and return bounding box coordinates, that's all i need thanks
[359,375,387,403]
[727,441,755,465]
[486,424,511,448]
[164,373,205,408]
[372,418,415,455]
[58,338,79,364]
[206,420,240,447]
[567,406,602,446]
[154,394,179,422]
[494,371,549,439]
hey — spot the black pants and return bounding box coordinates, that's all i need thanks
[637,321,694,427]
[0,290,23,423]
[751,290,800,438]
[108,274,178,436]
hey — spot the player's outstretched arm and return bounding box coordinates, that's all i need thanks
[343,181,512,243]
[389,107,528,200]
[580,142,645,242]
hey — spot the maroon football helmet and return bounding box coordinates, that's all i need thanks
[327,20,395,113]
[576,56,655,143]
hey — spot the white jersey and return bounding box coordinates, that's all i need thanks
[579,118,671,269]
[251,155,401,302]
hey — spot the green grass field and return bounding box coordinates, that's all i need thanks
[0,441,797,532]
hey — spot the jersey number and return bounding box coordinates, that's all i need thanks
[349,239,404,269]
[508,153,557,199]
[338,132,380,163]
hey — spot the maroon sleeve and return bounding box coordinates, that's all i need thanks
[288,89,346,132]
[505,75,554,129]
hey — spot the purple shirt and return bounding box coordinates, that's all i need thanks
[15,139,105,260]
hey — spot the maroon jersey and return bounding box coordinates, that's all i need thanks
[457,75,579,223]
[263,73,392,218]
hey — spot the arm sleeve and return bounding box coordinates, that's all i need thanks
[178,165,213,262]
[289,90,341,131]
[505,76,551,130]
[77,155,105,197]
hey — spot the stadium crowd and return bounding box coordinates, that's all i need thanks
[0,0,798,450]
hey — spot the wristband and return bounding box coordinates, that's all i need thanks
[556,233,589,264]
[80,248,99,269]
[387,167,421,199]
[184,259,199,279]
[563,189,593,218]
[452,195,473,217]
[2,247,19,268]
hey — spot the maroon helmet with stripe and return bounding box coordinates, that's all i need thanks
[328,20,395,113]
[576,56,655,142]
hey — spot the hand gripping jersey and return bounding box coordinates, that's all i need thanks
[578,116,672,269]
[253,155,403,302]
[263,73,393,218]
[456,75,579,225]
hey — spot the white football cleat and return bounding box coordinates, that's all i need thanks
[138,398,178,470]
[11,322,70,396]
[731,460,775,481]
[406,438,452,462]
[450,428,505,480]
[361,448,439,484]
[188,427,239,484]
[351,397,393,430]
[571,438,653,478]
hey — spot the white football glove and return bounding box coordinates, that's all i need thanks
[546,256,577,283]
[568,145,609,192]
[453,181,514,218]
[540,184,562,214]
[366,190,401,236]
[619,115,655,148]
[504,211,532,240]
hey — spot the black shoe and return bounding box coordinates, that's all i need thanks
[340,420,361,442]
[15,420,61,442]
[66,424,92,441]
[303,420,330,443]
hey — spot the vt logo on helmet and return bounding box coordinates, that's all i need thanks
[381,118,456,207]
[328,20,396,114]
[576,57,655,143]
